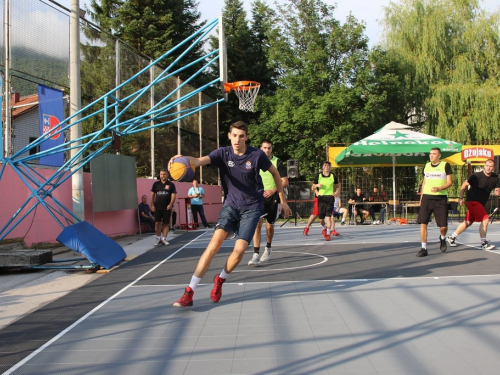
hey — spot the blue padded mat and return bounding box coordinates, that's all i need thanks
[56,221,126,269]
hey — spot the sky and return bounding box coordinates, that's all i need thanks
[58,0,499,48]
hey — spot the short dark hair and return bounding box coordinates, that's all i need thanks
[192,178,199,183]
[261,139,273,146]
[229,120,248,134]
[430,147,441,154]
[485,158,495,165]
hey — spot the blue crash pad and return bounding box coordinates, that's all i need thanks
[56,221,126,269]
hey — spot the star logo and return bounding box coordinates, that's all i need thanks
[390,131,408,138]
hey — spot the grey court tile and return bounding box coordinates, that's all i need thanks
[239,308,272,318]
[139,359,189,374]
[202,317,240,327]
[11,362,142,375]
[149,347,194,361]
[162,324,204,337]
[195,335,237,348]
[233,344,277,360]
[200,324,239,336]
[25,348,109,365]
[49,337,160,352]
[275,341,322,359]
[239,316,274,327]
[189,345,235,360]
[182,358,233,375]
[237,324,275,336]
[274,324,314,336]
[277,355,329,375]
[231,358,280,374]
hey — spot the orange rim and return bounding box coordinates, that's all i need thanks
[223,81,261,93]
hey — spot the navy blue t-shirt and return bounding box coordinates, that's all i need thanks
[208,145,272,210]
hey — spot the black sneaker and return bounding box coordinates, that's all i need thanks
[416,248,428,257]
[439,237,447,252]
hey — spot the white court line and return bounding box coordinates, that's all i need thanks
[3,231,209,375]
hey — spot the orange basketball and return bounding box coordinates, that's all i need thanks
[170,156,195,182]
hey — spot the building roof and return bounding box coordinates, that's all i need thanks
[12,94,39,119]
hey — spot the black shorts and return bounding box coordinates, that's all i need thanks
[263,194,279,225]
[417,195,448,227]
[154,208,172,225]
[317,195,334,219]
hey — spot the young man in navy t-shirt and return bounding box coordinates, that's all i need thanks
[169,121,291,307]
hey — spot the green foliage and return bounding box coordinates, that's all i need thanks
[382,0,500,144]
[249,0,371,179]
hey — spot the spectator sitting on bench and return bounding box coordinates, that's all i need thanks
[138,195,155,232]
[348,188,370,224]
[368,186,387,225]
[333,197,348,225]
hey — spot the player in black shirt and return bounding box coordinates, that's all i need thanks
[151,169,177,246]
[447,159,500,250]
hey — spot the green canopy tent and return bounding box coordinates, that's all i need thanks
[335,122,462,216]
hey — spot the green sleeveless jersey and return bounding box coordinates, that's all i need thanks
[317,173,335,196]
[423,161,447,195]
[260,156,278,190]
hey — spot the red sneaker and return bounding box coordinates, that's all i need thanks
[325,234,331,241]
[322,228,327,237]
[210,274,226,303]
[173,287,194,308]
[303,227,309,236]
[331,230,340,236]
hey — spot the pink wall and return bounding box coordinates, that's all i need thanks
[0,164,222,246]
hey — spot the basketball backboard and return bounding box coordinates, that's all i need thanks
[219,15,228,101]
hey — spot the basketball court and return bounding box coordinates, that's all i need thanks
[2,222,500,374]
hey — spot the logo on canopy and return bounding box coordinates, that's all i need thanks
[462,147,493,161]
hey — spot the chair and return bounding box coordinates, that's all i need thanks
[137,210,154,234]
[388,199,401,217]
[448,201,461,223]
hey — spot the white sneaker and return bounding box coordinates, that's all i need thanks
[248,253,260,265]
[481,241,496,250]
[260,247,272,262]
[161,239,169,246]
[447,236,457,247]
[154,239,162,246]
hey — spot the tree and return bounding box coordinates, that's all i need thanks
[81,0,209,176]
[382,0,500,143]
[249,0,371,179]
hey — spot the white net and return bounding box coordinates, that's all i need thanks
[233,82,261,112]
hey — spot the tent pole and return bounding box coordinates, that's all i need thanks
[392,156,396,218]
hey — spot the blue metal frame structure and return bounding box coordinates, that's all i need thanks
[0,18,224,242]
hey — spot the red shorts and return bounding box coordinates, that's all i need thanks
[465,201,489,222]
[312,197,319,216]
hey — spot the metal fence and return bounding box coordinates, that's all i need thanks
[285,164,471,219]
[1,0,218,184]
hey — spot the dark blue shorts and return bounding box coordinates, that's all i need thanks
[215,206,262,243]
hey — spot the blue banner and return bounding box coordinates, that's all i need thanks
[38,85,64,167]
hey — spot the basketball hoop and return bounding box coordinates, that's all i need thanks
[224,81,261,112]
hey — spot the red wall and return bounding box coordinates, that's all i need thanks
[0,164,222,246]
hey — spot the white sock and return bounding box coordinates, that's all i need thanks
[452,233,458,238]
[220,269,229,279]
[481,238,486,243]
[422,242,427,249]
[327,229,331,234]
[440,235,446,240]
[189,275,201,290]
[156,236,161,240]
